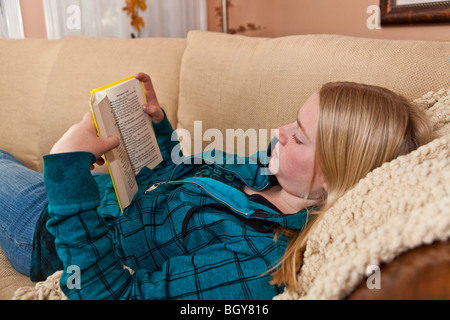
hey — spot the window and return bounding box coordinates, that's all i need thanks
[0,0,24,38]
[43,0,207,40]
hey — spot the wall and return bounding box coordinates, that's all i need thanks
[19,0,46,38]
[207,0,450,41]
[18,0,450,40]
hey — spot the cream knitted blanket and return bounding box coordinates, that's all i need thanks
[12,88,450,300]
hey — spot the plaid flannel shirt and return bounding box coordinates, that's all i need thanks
[32,115,308,300]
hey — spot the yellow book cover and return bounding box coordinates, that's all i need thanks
[89,76,163,212]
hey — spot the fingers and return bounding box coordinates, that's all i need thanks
[82,111,93,121]
[135,72,165,124]
[91,156,105,170]
[134,72,149,82]
[101,135,120,153]
[81,112,99,134]
[90,138,119,171]
[143,104,164,124]
[81,112,94,126]
[50,111,120,158]
[135,72,158,105]
[81,112,119,153]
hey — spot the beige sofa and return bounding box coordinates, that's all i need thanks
[0,31,449,300]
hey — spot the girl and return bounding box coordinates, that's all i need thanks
[0,73,433,299]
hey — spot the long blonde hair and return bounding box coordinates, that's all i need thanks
[271,82,434,291]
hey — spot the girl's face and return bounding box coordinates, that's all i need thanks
[269,93,328,199]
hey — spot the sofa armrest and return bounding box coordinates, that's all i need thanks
[347,241,450,300]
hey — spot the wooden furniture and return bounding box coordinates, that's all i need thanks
[347,241,450,300]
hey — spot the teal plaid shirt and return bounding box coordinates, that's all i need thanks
[32,116,308,300]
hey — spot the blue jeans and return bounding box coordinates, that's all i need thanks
[0,150,48,276]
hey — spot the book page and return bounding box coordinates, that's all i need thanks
[91,93,138,210]
[101,78,163,175]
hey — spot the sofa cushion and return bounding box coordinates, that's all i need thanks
[0,248,33,300]
[38,36,186,171]
[177,31,450,156]
[0,39,62,170]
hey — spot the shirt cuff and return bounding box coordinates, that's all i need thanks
[43,152,100,212]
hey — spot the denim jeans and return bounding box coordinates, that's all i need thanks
[0,150,48,276]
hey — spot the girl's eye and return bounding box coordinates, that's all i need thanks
[292,134,302,145]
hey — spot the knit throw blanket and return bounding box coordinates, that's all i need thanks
[13,88,450,300]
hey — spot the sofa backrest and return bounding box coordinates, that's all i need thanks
[0,38,62,170]
[1,32,449,171]
[177,31,450,156]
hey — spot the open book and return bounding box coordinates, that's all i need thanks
[90,76,163,212]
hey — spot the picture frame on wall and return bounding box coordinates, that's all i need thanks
[380,0,450,25]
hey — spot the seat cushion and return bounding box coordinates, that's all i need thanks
[0,248,33,300]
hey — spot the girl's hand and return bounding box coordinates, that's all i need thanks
[50,112,120,169]
[135,72,165,124]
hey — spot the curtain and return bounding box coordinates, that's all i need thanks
[43,0,207,40]
[0,0,24,38]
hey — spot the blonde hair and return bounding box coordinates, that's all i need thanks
[271,82,434,291]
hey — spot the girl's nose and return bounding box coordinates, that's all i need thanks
[277,126,288,146]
